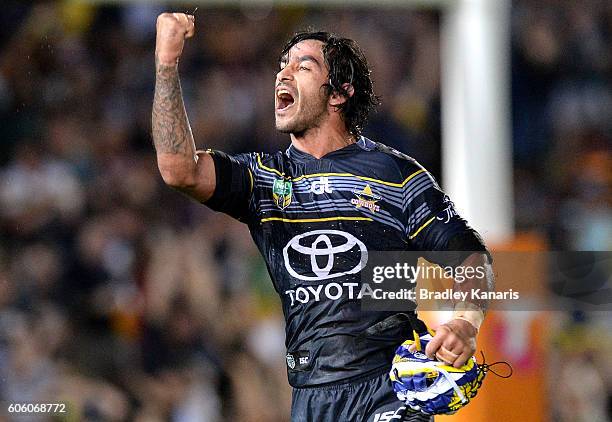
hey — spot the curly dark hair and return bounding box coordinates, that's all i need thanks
[278,31,380,137]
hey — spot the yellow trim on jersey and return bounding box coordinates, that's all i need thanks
[254,156,426,188]
[399,168,426,186]
[256,153,285,177]
[408,216,436,239]
[261,216,373,224]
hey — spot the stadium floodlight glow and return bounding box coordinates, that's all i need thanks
[102,0,513,243]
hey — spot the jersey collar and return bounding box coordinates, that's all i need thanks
[286,136,375,161]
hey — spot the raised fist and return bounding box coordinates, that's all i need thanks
[155,13,195,66]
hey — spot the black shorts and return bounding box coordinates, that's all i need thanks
[290,369,434,422]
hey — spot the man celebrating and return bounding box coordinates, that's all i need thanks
[153,12,493,422]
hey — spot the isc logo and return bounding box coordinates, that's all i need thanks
[372,406,405,422]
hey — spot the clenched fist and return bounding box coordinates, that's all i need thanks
[155,13,195,66]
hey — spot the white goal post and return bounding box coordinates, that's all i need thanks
[91,0,513,244]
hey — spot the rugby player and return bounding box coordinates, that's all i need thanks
[152,12,493,422]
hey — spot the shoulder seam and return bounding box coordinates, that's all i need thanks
[371,142,425,183]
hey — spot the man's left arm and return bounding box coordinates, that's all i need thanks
[402,164,494,368]
[423,251,494,368]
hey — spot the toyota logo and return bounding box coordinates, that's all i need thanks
[283,230,368,281]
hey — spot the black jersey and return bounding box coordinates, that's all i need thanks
[205,137,487,388]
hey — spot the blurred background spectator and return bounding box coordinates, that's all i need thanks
[0,1,609,420]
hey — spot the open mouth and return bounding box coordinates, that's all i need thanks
[276,89,295,112]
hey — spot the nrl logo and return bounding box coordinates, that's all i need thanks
[351,184,381,212]
[273,178,293,210]
[286,353,296,369]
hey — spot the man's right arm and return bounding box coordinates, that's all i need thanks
[152,12,215,202]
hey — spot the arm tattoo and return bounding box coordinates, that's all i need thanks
[152,59,195,155]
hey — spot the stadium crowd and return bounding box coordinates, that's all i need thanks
[0,1,609,420]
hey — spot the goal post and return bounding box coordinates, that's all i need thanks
[440,0,512,245]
